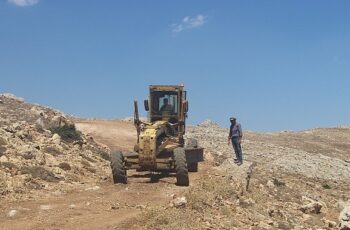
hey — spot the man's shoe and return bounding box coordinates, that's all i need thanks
[237,162,242,166]
[234,159,239,162]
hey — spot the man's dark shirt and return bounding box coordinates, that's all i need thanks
[229,123,243,138]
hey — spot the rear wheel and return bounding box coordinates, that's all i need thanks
[186,138,199,172]
[174,147,189,186]
[110,152,127,184]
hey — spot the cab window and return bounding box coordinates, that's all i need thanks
[151,91,178,115]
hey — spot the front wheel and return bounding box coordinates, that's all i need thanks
[174,147,189,186]
[110,152,127,184]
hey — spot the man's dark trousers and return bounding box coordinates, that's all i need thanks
[231,137,243,163]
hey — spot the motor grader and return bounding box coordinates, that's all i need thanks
[110,85,203,186]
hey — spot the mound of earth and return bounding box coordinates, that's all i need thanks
[141,120,350,229]
[0,94,110,201]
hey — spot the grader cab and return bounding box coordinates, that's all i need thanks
[110,85,203,186]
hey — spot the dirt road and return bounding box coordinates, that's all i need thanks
[0,120,206,230]
[75,119,137,152]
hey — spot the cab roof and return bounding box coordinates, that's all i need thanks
[149,85,184,91]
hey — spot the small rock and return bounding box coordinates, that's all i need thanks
[266,180,275,189]
[240,198,255,206]
[224,200,235,206]
[39,205,53,210]
[0,137,8,146]
[91,186,100,191]
[12,122,21,130]
[302,213,311,220]
[51,115,67,127]
[300,200,323,214]
[258,221,272,229]
[21,152,34,160]
[136,205,146,210]
[267,220,275,226]
[31,106,46,117]
[0,155,9,163]
[16,130,28,139]
[171,196,187,208]
[58,162,71,171]
[35,152,46,165]
[69,204,76,209]
[52,134,61,145]
[110,205,119,210]
[85,186,100,191]
[35,117,46,130]
[8,210,17,217]
[322,218,337,228]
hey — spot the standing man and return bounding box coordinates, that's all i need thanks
[228,117,243,165]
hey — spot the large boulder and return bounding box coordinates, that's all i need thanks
[339,205,350,230]
[35,117,46,130]
[52,134,61,145]
[50,115,69,128]
[300,197,324,214]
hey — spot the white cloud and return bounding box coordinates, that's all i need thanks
[172,14,207,33]
[8,0,39,7]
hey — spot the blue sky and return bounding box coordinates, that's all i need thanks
[1,0,349,131]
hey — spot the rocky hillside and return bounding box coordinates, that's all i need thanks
[1,94,349,229]
[142,120,350,229]
[0,94,110,201]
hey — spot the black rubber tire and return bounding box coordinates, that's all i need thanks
[174,147,189,186]
[110,152,127,184]
[187,162,198,172]
[186,138,198,148]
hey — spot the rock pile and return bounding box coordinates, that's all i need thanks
[0,94,110,201]
[186,120,350,182]
[180,120,350,229]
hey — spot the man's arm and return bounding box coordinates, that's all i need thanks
[238,124,243,143]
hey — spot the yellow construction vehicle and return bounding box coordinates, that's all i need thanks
[110,85,204,186]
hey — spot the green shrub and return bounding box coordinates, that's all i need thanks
[322,184,331,189]
[98,150,110,161]
[273,178,286,187]
[50,124,82,142]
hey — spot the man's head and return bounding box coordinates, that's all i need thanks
[230,117,236,124]
[163,98,169,105]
